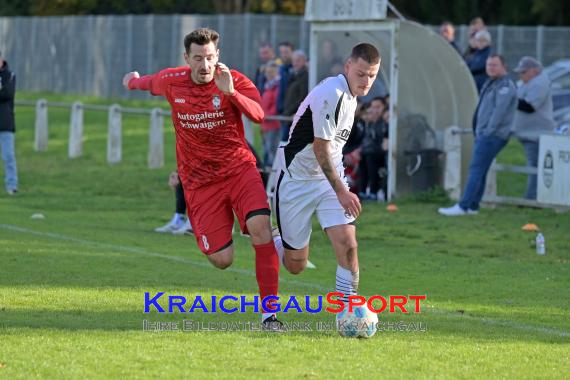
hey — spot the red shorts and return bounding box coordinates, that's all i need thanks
[185,164,270,254]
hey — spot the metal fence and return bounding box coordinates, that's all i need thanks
[0,14,309,99]
[1,14,570,98]
[438,24,570,70]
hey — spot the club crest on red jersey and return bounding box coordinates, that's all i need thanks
[212,94,221,110]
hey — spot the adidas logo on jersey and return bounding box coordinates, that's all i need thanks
[174,98,186,104]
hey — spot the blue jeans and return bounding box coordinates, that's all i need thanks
[520,140,538,200]
[0,132,18,191]
[459,135,507,211]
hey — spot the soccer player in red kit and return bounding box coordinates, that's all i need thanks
[122,28,281,328]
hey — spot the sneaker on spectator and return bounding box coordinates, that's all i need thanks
[155,215,185,233]
[6,188,17,195]
[377,189,386,202]
[438,204,477,216]
[172,219,194,235]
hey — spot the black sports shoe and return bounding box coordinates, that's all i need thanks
[262,315,285,332]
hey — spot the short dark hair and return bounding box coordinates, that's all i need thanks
[184,28,220,53]
[350,43,380,65]
[278,41,294,50]
[488,53,506,66]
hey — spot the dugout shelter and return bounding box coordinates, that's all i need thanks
[305,0,479,199]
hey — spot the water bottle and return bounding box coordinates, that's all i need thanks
[536,233,546,255]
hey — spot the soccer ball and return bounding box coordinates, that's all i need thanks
[336,305,378,338]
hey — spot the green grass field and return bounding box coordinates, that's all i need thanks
[1,92,569,379]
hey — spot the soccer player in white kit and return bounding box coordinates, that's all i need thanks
[273,43,381,304]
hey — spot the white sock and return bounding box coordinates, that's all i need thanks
[273,234,285,266]
[261,312,275,322]
[336,265,359,304]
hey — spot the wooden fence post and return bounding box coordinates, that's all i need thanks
[68,101,84,158]
[34,99,48,152]
[148,108,164,169]
[443,126,462,200]
[107,104,122,164]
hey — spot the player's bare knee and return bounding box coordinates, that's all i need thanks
[285,261,306,275]
[209,256,233,270]
[248,225,272,244]
[284,248,308,275]
[207,246,234,270]
[339,236,358,255]
[245,214,272,244]
[215,261,232,270]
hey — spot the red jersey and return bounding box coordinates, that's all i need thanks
[128,67,264,190]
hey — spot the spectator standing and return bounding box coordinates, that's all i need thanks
[379,106,390,199]
[0,50,17,195]
[359,97,387,201]
[512,56,556,200]
[463,17,487,62]
[282,50,309,133]
[259,61,281,168]
[439,21,460,53]
[317,39,342,81]
[253,42,278,95]
[155,172,193,234]
[276,42,294,142]
[466,30,492,92]
[343,102,368,193]
[439,54,516,216]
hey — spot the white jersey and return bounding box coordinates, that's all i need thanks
[283,74,357,180]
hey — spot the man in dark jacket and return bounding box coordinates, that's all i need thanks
[0,51,17,195]
[282,50,308,119]
[276,42,294,142]
[253,42,278,96]
[466,30,492,92]
[439,21,460,54]
[359,97,387,201]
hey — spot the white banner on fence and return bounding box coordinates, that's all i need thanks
[538,134,570,206]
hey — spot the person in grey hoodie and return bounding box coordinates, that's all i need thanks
[439,54,516,216]
[512,56,555,200]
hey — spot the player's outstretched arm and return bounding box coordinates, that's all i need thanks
[214,63,264,122]
[122,70,167,96]
[313,138,362,218]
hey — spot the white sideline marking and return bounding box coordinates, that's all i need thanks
[1,223,569,338]
[0,224,328,292]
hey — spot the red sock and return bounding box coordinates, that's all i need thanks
[253,241,280,313]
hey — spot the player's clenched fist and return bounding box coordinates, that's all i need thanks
[122,71,140,89]
[213,62,234,96]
